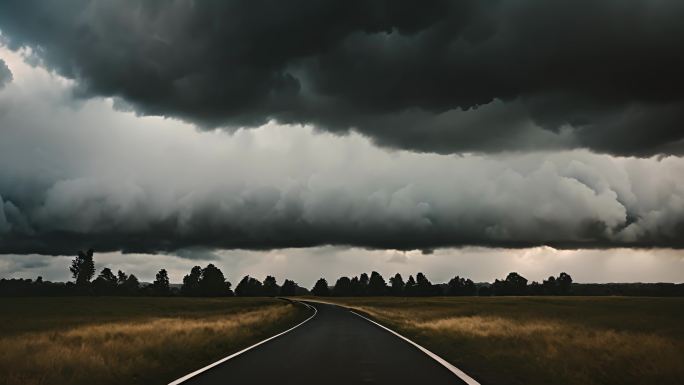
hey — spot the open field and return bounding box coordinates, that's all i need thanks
[318,297,684,385]
[0,297,309,385]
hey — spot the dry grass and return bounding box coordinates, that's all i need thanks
[320,297,684,385]
[0,297,308,385]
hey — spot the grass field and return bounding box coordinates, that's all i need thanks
[319,297,684,385]
[0,297,309,385]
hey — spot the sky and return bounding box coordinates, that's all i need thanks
[0,1,683,285]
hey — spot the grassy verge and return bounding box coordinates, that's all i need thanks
[0,297,309,385]
[318,297,684,385]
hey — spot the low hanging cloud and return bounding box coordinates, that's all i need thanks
[0,59,12,88]
[0,52,683,255]
[1,1,684,155]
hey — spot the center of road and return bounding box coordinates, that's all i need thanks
[170,300,478,385]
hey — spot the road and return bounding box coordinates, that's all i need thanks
[177,301,467,385]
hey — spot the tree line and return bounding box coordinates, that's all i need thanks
[310,271,576,297]
[1,249,683,297]
[0,249,310,297]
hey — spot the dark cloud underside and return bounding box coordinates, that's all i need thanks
[1,0,684,155]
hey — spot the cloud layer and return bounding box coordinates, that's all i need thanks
[0,58,11,88]
[1,49,683,255]
[1,1,684,155]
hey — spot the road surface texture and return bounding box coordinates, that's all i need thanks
[179,301,466,385]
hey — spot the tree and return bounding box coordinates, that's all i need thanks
[152,269,170,295]
[493,272,528,295]
[262,276,279,297]
[181,266,202,296]
[280,279,298,296]
[389,273,405,296]
[477,285,492,296]
[98,268,117,283]
[446,276,477,296]
[333,276,352,296]
[92,267,117,295]
[359,273,369,295]
[542,275,557,295]
[542,272,573,295]
[120,274,140,295]
[350,276,362,296]
[404,275,417,296]
[557,272,573,295]
[199,264,232,296]
[235,275,263,296]
[70,249,95,286]
[415,272,438,296]
[462,278,476,296]
[367,271,387,296]
[529,281,544,295]
[117,270,128,285]
[311,278,330,296]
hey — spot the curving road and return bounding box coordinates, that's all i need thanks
[175,301,468,385]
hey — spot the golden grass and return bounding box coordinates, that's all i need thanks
[321,297,684,385]
[0,298,307,385]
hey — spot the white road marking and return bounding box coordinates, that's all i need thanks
[167,300,317,385]
[350,310,481,385]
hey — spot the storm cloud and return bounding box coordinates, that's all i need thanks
[1,51,683,256]
[0,59,11,88]
[1,0,684,155]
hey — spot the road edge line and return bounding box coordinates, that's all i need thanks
[167,300,318,385]
[350,310,480,385]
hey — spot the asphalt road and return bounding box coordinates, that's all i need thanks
[179,301,466,385]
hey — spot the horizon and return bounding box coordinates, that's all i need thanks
[2,246,682,287]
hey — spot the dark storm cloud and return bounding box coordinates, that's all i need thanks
[1,55,683,256]
[1,0,684,155]
[2,152,684,256]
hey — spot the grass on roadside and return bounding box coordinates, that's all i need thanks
[318,296,684,385]
[0,297,309,385]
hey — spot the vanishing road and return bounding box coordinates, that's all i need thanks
[175,301,469,385]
